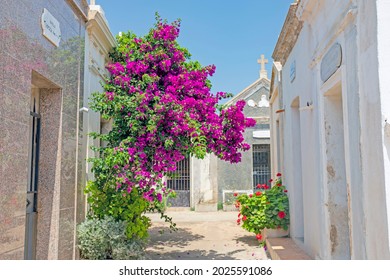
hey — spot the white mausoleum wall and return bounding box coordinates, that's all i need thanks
[377,0,390,258]
[275,0,390,259]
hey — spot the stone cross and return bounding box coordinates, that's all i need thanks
[257,54,268,79]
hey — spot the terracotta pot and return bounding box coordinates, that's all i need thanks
[263,227,289,238]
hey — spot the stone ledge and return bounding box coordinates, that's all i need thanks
[266,238,312,260]
[195,203,217,212]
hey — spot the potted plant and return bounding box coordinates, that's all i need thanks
[235,173,289,246]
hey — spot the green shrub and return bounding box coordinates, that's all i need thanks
[77,216,145,260]
[85,180,151,240]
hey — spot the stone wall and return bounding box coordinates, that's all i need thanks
[0,0,86,259]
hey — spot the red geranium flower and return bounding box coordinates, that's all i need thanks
[278,211,286,219]
[264,185,270,189]
[238,213,241,218]
[284,190,288,193]
[255,191,262,196]
[256,184,261,189]
[277,173,282,177]
[237,218,241,223]
[256,233,263,240]
[249,194,253,198]
[233,193,238,197]
[277,183,282,187]
[269,179,273,183]
[242,216,247,221]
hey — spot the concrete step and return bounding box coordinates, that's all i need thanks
[266,238,312,260]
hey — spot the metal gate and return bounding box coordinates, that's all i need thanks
[24,94,40,259]
[167,157,190,207]
[252,144,271,189]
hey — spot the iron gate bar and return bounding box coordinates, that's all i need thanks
[25,101,41,259]
[252,144,271,189]
[167,157,190,191]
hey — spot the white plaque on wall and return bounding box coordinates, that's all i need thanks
[321,43,342,82]
[41,8,61,47]
[253,130,270,139]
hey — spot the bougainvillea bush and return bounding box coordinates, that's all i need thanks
[235,173,289,246]
[86,15,255,242]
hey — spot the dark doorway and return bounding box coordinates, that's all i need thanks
[24,88,40,259]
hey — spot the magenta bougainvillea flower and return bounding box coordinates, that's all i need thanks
[90,15,255,207]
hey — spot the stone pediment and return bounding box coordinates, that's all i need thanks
[225,78,270,106]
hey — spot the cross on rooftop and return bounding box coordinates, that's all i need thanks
[257,54,269,79]
[257,54,268,71]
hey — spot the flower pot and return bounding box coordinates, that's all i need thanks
[263,227,289,238]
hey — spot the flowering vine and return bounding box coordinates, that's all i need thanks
[87,15,255,239]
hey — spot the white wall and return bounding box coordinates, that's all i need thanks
[377,0,390,257]
[191,155,218,211]
[273,0,390,259]
[355,0,390,259]
[280,26,325,258]
[83,6,116,184]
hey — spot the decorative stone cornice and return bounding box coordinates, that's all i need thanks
[65,0,88,22]
[87,5,116,54]
[296,0,322,22]
[272,1,303,66]
[269,61,282,102]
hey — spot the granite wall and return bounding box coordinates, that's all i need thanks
[0,0,88,259]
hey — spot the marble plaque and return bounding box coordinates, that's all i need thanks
[253,130,270,139]
[321,43,342,82]
[41,8,61,47]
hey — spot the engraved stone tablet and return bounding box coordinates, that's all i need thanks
[321,43,342,82]
[41,8,61,47]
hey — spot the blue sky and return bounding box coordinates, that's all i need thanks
[96,0,293,97]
